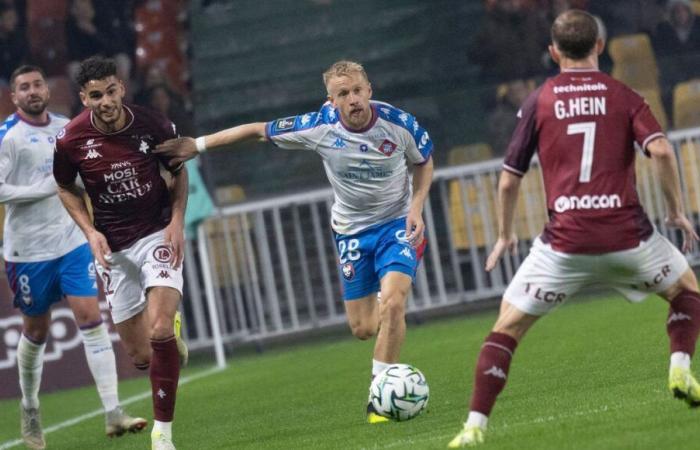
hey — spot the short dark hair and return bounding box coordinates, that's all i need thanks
[9,65,47,91]
[75,56,117,87]
[551,9,599,60]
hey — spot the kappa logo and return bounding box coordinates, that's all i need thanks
[379,139,397,156]
[157,389,166,399]
[332,137,347,149]
[483,365,507,379]
[85,148,102,159]
[139,140,149,154]
[399,247,413,260]
[157,270,171,279]
[668,312,692,324]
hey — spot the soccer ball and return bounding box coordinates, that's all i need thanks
[369,363,429,421]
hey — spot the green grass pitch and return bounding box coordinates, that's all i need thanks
[1,293,699,449]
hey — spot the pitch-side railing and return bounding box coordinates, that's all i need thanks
[183,127,700,368]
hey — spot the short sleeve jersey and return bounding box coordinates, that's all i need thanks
[53,104,180,251]
[266,101,433,235]
[503,69,661,253]
[0,112,86,262]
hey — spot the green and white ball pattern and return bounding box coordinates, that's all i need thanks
[370,363,429,421]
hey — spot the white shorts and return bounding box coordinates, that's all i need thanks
[504,231,689,316]
[95,230,183,324]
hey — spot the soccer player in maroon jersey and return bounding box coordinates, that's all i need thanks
[449,10,700,447]
[52,56,188,450]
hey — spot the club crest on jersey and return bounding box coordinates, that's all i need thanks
[379,139,397,156]
[139,140,149,154]
[276,117,295,132]
[153,245,173,263]
[342,262,355,280]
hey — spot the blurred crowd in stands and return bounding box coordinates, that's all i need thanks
[0,0,193,136]
[475,0,700,157]
[1,0,699,198]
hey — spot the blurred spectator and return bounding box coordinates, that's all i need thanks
[65,0,132,84]
[486,79,533,155]
[0,4,27,83]
[653,0,700,57]
[469,0,550,81]
[142,83,194,137]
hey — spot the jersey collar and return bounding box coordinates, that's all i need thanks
[16,110,50,127]
[90,105,135,135]
[339,104,378,133]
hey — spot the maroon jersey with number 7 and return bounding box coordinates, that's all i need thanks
[503,69,663,254]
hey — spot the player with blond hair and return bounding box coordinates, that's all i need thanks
[156,59,434,423]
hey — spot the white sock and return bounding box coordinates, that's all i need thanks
[80,322,120,412]
[465,411,489,430]
[17,334,45,410]
[153,420,172,439]
[372,359,390,378]
[670,352,691,371]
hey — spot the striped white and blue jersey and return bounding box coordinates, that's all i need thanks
[0,113,86,262]
[266,101,433,235]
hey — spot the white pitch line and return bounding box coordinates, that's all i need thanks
[372,396,664,449]
[0,365,225,450]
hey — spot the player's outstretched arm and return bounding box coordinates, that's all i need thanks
[406,157,433,247]
[0,176,57,204]
[485,171,521,272]
[647,137,699,252]
[163,165,188,269]
[154,122,268,167]
[56,182,113,267]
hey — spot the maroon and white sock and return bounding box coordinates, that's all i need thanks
[150,336,180,422]
[667,290,700,368]
[468,332,518,422]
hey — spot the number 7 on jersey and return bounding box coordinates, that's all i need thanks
[567,121,597,183]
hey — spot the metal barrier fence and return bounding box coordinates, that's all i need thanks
[183,127,700,368]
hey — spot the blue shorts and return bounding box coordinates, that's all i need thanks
[334,216,426,301]
[5,243,97,317]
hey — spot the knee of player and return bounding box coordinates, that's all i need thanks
[22,327,48,344]
[349,322,376,340]
[127,347,151,368]
[378,296,406,321]
[150,321,175,340]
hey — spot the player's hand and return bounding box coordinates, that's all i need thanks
[405,210,425,248]
[164,219,185,269]
[665,215,699,253]
[154,137,198,168]
[87,229,112,269]
[485,235,518,272]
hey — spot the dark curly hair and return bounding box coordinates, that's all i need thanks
[75,56,117,88]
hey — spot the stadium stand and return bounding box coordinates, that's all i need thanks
[609,33,660,91]
[673,78,700,128]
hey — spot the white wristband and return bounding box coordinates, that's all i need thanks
[195,136,207,153]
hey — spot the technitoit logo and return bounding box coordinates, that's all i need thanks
[553,194,621,213]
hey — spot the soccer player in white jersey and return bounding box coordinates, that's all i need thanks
[155,60,434,422]
[0,65,146,449]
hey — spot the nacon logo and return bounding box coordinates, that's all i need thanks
[554,194,621,213]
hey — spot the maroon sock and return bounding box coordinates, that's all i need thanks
[150,336,180,422]
[667,290,700,357]
[469,332,518,416]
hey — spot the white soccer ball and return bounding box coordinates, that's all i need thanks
[370,363,429,421]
